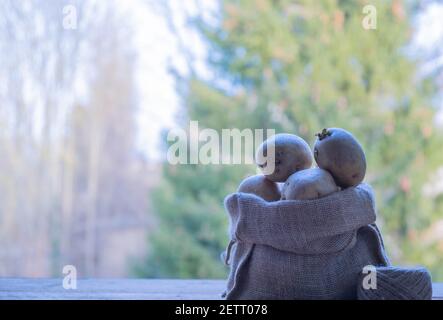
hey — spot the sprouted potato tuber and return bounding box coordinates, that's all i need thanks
[281,168,339,200]
[255,133,313,182]
[237,174,281,202]
[313,128,366,188]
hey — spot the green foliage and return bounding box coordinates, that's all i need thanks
[136,0,443,280]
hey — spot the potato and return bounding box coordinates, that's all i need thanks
[313,128,366,188]
[237,174,281,202]
[255,133,313,182]
[281,168,339,200]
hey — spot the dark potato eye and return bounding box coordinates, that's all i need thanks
[258,161,267,168]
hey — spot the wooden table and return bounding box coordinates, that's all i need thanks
[0,279,442,300]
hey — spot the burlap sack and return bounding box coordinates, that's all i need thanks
[357,266,433,300]
[222,183,390,300]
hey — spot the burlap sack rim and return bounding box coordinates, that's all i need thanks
[224,183,377,254]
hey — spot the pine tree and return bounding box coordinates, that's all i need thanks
[136,0,443,280]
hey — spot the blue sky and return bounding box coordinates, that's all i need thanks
[119,0,215,161]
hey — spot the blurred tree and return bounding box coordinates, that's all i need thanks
[0,0,90,276]
[137,0,443,280]
[0,0,150,277]
[64,5,147,277]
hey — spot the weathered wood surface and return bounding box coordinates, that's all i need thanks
[0,279,442,300]
[0,279,225,300]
